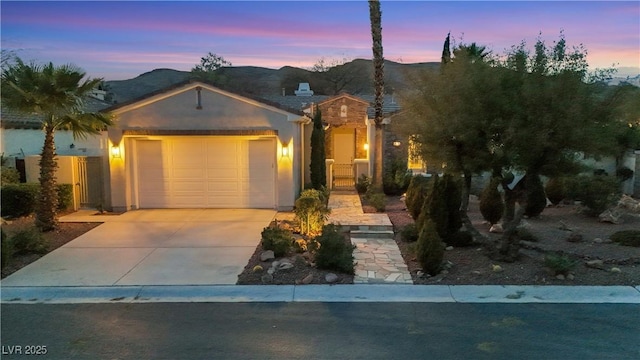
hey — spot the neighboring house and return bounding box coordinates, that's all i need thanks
[1,96,112,210]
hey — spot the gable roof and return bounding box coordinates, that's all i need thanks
[260,93,401,118]
[105,79,306,116]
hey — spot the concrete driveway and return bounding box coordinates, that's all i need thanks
[1,209,276,286]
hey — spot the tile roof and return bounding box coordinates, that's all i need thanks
[1,97,112,129]
[259,94,402,118]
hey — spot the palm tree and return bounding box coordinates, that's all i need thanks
[369,0,385,188]
[1,58,113,231]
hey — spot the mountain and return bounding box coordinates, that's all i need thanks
[104,60,440,103]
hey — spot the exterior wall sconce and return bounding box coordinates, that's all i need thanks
[111,145,121,158]
[363,143,369,151]
[282,142,289,157]
[392,141,401,147]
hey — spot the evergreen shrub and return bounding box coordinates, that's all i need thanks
[400,223,419,242]
[405,175,430,220]
[11,226,47,255]
[261,226,293,257]
[479,177,504,225]
[315,224,355,274]
[610,230,640,247]
[566,175,621,216]
[416,219,444,276]
[524,174,547,218]
[545,177,566,206]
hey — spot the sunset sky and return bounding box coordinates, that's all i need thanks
[2,1,639,80]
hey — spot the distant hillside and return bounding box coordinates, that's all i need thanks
[104,60,440,103]
[105,68,190,104]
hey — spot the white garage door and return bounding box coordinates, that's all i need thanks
[136,137,276,208]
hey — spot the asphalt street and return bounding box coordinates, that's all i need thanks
[2,302,639,360]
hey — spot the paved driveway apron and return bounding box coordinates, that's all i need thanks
[1,209,276,286]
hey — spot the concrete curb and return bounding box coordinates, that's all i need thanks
[2,285,639,304]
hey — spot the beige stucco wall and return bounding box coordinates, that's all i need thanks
[108,83,303,211]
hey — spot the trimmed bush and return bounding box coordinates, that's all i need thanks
[1,229,13,268]
[315,224,355,274]
[405,175,430,220]
[1,183,75,217]
[1,166,20,185]
[566,175,621,216]
[479,177,504,225]
[11,226,47,255]
[400,223,419,242]
[524,174,547,218]
[294,189,330,236]
[356,174,371,194]
[545,177,566,206]
[441,174,462,240]
[367,191,386,212]
[610,230,640,247]
[382,159,412,196]
[1,183,40,218]
[261,226,293,257]
[416,219,444,276]
[57,184,74,211]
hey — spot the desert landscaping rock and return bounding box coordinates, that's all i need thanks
[599,208,624,224]
[585,260,605,269]
[325,273,338,283]
[566,232,583,243]
[489,224,503,233]
[260,250,275,262]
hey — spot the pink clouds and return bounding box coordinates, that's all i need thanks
[1,1,637,80]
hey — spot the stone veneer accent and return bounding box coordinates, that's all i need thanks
[317,94,369,160]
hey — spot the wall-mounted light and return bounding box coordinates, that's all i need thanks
[363,143,369,151]
[111,145,121,158]
[392,141,401,147]
[282,142,289,157]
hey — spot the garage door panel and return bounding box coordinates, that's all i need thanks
[137,137,275,209]
[173,168,206,178]
[207,181,239,191]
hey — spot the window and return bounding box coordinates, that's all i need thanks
[340,105,348,118]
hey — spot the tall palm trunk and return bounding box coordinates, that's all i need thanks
[369,0,384,188]
[36,121,59,231]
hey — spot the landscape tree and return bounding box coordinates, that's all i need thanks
[493,33,621,260]
[1,58,113,231]
[368,0,385,188]
[401,32,627,260]
[398,40,500,241]
[191,52,232,85]
[309,105,326,189]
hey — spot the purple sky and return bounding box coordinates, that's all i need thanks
[2,1,639,80]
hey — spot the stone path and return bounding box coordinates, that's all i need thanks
[328,191,413,284]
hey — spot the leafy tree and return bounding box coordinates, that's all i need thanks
[191,52,232,85]
[311,57,368,95]
[310,106,326,189]
[369,0,385,189]
[398,40,499,242]
[1,58,113,231]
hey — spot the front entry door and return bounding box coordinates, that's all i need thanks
[333,128,355,188]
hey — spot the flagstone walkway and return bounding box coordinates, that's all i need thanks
[327,191,413,284]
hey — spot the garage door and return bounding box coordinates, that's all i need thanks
[136,137,275,208]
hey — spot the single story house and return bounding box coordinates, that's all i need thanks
[4,80,638,213]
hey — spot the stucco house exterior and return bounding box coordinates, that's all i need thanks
[4,78,637,213]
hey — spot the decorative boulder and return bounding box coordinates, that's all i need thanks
[260,250,275,262]
[599,209,623,224]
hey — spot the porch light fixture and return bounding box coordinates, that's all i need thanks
[111,145,121,158]
[393,141,401,147]
[282,142,289,157]
[363,143,369,151]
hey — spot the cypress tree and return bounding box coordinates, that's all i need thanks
[310,106,326,189]
[441,32,451,65]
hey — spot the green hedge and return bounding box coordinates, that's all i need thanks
[1,183,74,218]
